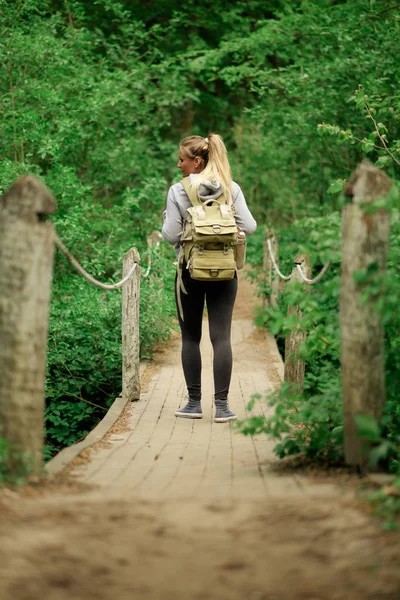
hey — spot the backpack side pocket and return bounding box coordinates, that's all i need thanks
[234,233,246,270]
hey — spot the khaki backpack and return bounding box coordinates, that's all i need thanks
[176,177,246,319]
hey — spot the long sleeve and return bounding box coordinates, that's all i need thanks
[162,186,184,246]
[232,184,257,234]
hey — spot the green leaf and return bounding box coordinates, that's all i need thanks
[354,415,381,443]
[327,179,345,195]
[369,441,392,468]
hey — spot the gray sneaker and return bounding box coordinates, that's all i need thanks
[175,399,203,419]
[214,407,237,423]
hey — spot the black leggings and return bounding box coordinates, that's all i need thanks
[175,270,238,403]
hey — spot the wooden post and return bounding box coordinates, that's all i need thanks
[147,230,163,248]
[0,176,56,476]
[341,161,392,467]
[284,253,312,392]
[122,248,141,402]
[263,228,279,308]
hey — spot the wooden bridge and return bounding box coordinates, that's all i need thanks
[47,273,324,501]
[0,167,399,599]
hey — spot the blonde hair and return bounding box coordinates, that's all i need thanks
[180,133,233,204]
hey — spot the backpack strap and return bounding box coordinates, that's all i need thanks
[181,177,202,206]
[176,246,189,322]
[175,177,197,322]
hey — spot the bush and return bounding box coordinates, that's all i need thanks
[45,246,177,457]
[239,381,343,463]
[239,208,400,475]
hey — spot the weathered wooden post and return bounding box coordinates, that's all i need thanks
[284,253,312,392]
[147,230,163,249]
[122,248,141,402]
[0,176,56,476]
[341,161,392,467]
[263,228,280,308]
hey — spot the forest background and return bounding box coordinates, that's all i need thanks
[1,0,399,487]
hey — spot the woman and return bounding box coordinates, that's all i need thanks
[162,133,257,423]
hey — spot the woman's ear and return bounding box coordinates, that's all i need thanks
[193,156,202,171]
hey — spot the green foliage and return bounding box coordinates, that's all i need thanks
[2,0,400,463]
[354,415,400,529]
[319,87,400,175]
[354,414,400,474]
[239,212,343,462]
[367,478,400,531]
[46,276,120,455]
[196,0,400,220]
[240,208,400,478]
[139,248,178,358]
[238,381,343,462]
[0,0,190,456]
[0,439,32,486]
[45,248,176,456]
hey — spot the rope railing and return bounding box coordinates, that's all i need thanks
[54,229,163,288]
[264,229,333,397]
[267,237,331,286]
[296,261,331,285]
[141,254,152,279]
[55,229,164,406]
[266,238,291,280]
[54,233,138,290]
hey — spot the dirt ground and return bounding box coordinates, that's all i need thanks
[0,485,399,600]
[0,269,399,600]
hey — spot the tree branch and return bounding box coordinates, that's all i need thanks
[365,104,400,167]
[64,0,74,27]
[63,392,108,411]
[376,3,400,16]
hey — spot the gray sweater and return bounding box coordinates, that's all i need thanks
[162,175,257,255]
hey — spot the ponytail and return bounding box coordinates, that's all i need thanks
[180,133,233,204]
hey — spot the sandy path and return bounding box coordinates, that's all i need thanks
[0,270,399,600]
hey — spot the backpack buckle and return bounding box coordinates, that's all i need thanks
[210,269,219,277]
[212,224,222,234]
